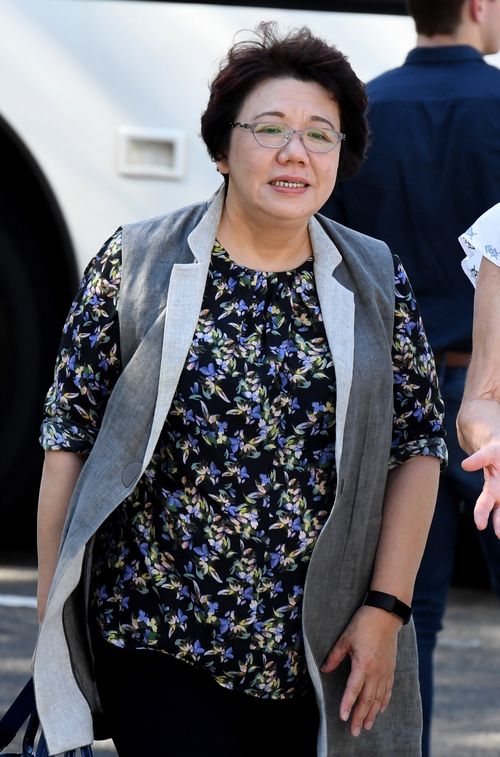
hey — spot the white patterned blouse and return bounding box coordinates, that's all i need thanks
[460,202,500,286]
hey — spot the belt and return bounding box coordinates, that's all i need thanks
[434,351,471,367]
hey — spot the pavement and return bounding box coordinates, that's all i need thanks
[0,561,498,756]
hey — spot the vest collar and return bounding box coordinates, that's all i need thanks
[187,182,226,262]
[308,214,343,273]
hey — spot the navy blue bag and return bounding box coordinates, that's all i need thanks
[0,679,93,757]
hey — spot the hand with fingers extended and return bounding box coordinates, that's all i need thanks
[462,443,500,538]
[320,605,401,738]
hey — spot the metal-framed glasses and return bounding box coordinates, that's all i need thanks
[229,121,346,154]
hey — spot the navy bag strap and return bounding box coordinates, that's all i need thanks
[0,678,93,757]
[0,679,34,752]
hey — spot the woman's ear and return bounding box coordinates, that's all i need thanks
[216,151,229,176]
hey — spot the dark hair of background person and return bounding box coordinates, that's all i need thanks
[406,0,466,35]
[200,21,368,183]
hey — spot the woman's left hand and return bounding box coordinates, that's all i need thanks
[320,605,401,737]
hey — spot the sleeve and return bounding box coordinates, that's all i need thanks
[40,229,123,454]
[390,255,447,470]
[459,202,500,287]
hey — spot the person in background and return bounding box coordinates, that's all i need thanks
[458,205,500,539]
[321,1,500,754]
[34,22,444,757]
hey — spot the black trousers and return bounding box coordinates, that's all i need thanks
[93,634,319,757]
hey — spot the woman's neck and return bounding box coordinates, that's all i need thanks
[216,206,313,273]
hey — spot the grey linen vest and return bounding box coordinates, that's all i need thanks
[34,186,422,755]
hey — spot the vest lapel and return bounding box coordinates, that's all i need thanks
[143,185,226,464]
[310,216,355,474]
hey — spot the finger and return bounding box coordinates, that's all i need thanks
[339,666,365,726]
[474,489,496,531]
[362,701,381,731]
[380,679,394,713]
[321,637,349,674]
[363,676,394,731]
[462,448,493,472]
[350,682,382,737]
[362,685,385,731]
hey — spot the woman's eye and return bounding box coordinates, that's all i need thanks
[256,124,284,135]
[307,130,329,141]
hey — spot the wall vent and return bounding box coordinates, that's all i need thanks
[117,126,186,179]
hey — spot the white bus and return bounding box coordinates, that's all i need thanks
[0,0,417,541]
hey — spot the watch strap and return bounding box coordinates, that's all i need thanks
[363,590,412,625]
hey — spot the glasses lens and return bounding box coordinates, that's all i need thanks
[303,128,339,153]
[253,123,288,147]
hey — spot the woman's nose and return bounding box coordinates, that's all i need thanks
[277,132,309,162]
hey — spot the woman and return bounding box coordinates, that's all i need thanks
[35,23,446,757]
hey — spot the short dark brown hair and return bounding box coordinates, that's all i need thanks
[406,0,466,35]
[200,22,368,181]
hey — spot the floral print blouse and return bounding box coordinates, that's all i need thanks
[41,231,446,700]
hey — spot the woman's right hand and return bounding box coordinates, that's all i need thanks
[320,605,400,737]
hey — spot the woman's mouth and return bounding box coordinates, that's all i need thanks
[269,180,308,188]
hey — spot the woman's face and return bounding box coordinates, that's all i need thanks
[217,77,342,229]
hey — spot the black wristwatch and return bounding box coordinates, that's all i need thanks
[363,590,412,625]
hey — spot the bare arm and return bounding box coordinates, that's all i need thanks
[458,257,500,452]
[37,450,85,623]
[457,257,500,535]
[371,455,440,603]
[322,455,440,737]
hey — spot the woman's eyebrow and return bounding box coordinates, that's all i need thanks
[309,115,336,129]
[252,110,286,119]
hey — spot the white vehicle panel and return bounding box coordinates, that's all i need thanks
[1,0,416,269]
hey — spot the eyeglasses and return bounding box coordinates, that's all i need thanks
[229,121,346,154]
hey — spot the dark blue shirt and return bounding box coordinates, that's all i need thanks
[323,46,500,353]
